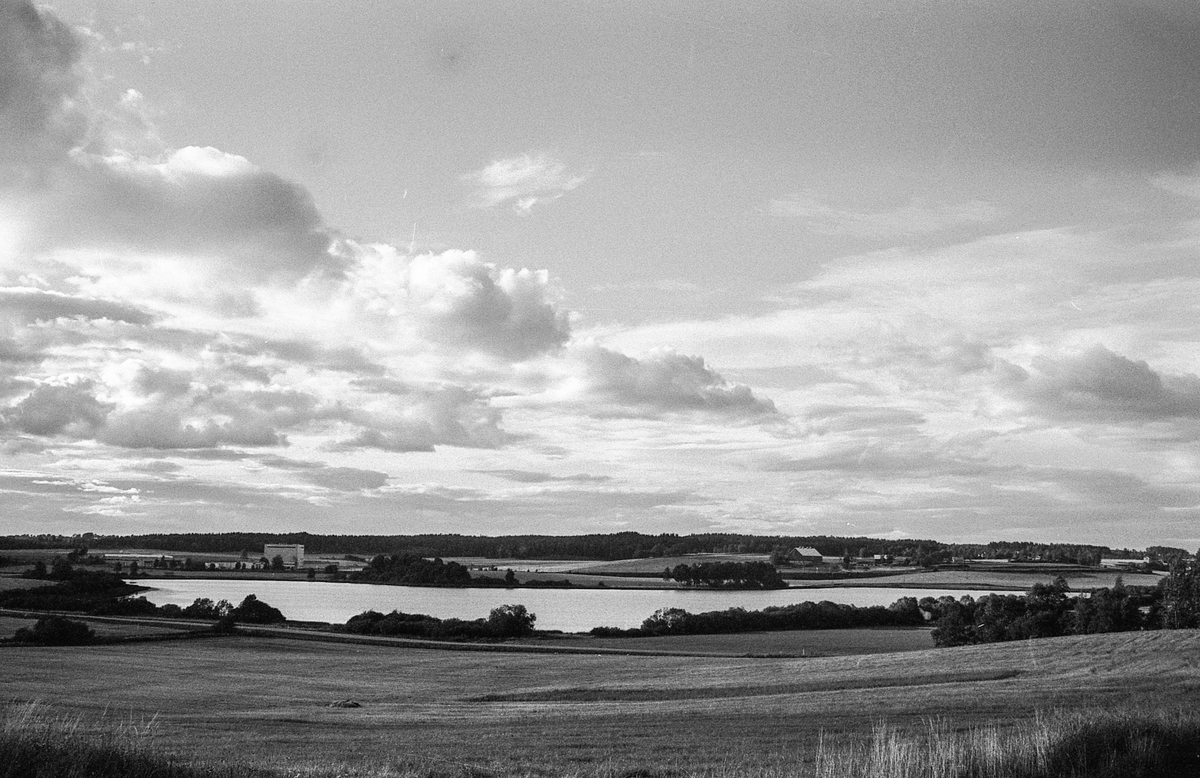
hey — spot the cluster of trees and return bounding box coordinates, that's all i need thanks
[12,615,95,646]
[1,563,285,627]
[663,561,786,589]
[341,604,536,641]
[592,599,925,638]
[354,555,473,586]
[352,555,571,588]
[931,558,1200,647]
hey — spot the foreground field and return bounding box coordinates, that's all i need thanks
[4,628,1198,775]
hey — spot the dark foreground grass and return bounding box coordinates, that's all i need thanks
[4,702,1198,778]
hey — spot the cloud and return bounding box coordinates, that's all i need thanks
[462,153,588,213]
[0,287,155,324]
[1001,345,1200,423]
[5,380,109,436]
[476,469,611,484]
[557,344,778,419]
[769,192,1001,238]
[0,1,86,175]
[298,466,389,491]
[1151,167,1200,200]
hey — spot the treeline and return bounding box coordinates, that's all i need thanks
[592,599,924,638]
[351,555,570,588]
[0,563,285,625]
[931,559,1200,647]
[340,603,536,641]
[665,561,786,589]
[7,531,1164,566]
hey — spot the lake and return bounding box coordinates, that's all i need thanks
[133,579,1001,633]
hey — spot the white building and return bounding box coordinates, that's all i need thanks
[264,544,305,568]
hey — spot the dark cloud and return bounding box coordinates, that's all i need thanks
[800,405,925,434]
[5,381,109,436]
[298,466,389,491]
[1003,345,1200,422]
[476,469,611,484]
[99,404,284,449]
[0,0,85,176]
[0,288,155,324]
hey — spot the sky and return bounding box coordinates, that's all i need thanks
[2,0,1200,548]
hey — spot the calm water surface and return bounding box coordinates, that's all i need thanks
[135,579,1000,632]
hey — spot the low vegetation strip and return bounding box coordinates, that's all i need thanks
[465,668,1024,703]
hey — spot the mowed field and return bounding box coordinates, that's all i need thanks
[4,629,1198,775]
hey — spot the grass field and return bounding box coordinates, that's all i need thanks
[4,627,1198,775]
[576,626,934,656]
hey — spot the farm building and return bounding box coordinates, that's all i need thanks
[787,547,823,565]
[264,544,305,568]
[1100,557,1149,569]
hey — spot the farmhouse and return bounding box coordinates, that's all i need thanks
[264,544,305,568]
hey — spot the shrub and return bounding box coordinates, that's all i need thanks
[12,616,95,645]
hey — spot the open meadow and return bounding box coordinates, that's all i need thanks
[4,628,1198,776]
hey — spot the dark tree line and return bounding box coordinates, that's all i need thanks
[6,531,1161,567]
[341,603,536,641]
[931,557,1200,647]
[592,598,925,638]
[353,555,474,586]
[0,564,285,626]
[665,561,786,589]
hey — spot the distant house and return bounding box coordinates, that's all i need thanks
[264,544,305,569]
[1100,557,1149,569]
[104,552,173,566]
[787,547,823,566]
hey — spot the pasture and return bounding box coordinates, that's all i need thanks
[4,628,1198,775]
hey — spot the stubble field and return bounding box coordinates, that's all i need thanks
[4,628,1198,775]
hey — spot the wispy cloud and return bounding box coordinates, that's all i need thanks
[770,192,1001,238]
[462,153,589,214]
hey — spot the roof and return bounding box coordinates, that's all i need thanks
[791,546,822,557]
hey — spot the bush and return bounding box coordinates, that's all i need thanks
[228,594,285,624]
[12,616,95,645]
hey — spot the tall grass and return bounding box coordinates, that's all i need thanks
[0,702,267,778]
[2,702,1197,778]
[811,707,1200,778]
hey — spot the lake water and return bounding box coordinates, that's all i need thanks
[133,579,1001,633]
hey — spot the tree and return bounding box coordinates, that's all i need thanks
[504,568,517,586]
[1162,556,1200,629]
[230,594,285,624]
[271,555,285,571]
[487,604,536,638]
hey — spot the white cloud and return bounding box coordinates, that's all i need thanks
[461,153,589,214]
[769,192,1001,238]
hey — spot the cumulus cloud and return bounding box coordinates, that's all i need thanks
[462,153,588,214]
[1001,345,1200,423]
[769,192,1001,238]
[540,344,777,419]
